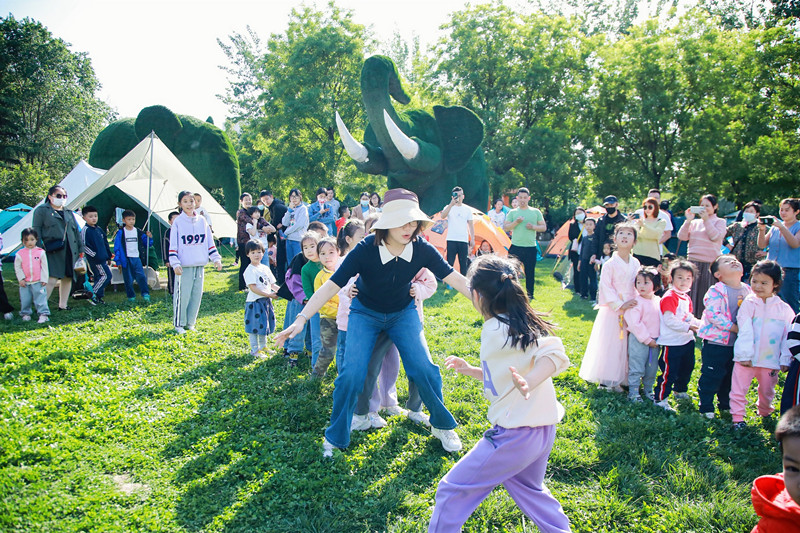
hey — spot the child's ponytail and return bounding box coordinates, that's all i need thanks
[467,255,554,351]
[337,219,365,255]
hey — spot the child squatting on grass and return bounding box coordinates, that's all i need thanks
[750,405,800,531]
[243,240,278,358]
[429,254,571,533]
[168,191,222,334]
[731,260,795,430]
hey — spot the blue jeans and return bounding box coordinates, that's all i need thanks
[285,301,321,361]
[324,298,457,449]
[121,257,149,298]
[336,329,347,367]
[779,267,799,313]
[286,240,302,268]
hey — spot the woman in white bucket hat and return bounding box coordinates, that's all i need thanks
[276,188,472,456]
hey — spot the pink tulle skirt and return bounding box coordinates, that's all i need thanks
[579,305,629,387]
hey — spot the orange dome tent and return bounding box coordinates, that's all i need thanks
[423,205,511,272]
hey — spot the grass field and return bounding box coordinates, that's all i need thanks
[0,257,783,532]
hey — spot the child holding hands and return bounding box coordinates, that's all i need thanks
[430,254,571,533]
[623,267,662,402]
[697,255,752,418]
[243,240,278,357]
[731,260,795,429]
[311,237,341,377]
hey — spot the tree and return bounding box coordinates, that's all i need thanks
[433,2,594,206]
[0,162,51,207]
[0,15,114,179]
[218,3,383,199]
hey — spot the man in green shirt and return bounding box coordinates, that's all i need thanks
[503,187,546,299]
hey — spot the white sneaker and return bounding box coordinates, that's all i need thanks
[673,392,690,400]
[381,405,408,417]
[431,427,462,452]
[351,414,372,431]
[21,315,31,322]
[186,325,196,332]
[322,438,338,458]
[3,312,13,320]
[175,326,186,335]
[37,315,49,324]
[407,410,431,427]
[367,412,387,428]
[704,412,715,419]
[655,399,675,412]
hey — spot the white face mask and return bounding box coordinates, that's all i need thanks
[52,197,67,207]
[361,200,370,208]
[742,212,756,223]
[575,213,586,222]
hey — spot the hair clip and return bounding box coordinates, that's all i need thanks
[501,273,513,282]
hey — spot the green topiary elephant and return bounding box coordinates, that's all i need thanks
[88,105,241,218]
[336,55,488,215]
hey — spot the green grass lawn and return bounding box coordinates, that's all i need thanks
[0,257,782,532]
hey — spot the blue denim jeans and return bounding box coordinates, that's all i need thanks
[336,329,347,367]
[284,300,321,361]
[286,240,302,267]
[121,257,149,298]
[779,267,799,313]
[324,298,457,449]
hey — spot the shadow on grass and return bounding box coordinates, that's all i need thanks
[156,352,451,532]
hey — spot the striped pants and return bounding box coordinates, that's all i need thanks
[781,358,800,415]
[88,261,111,299]
[654,340,696,402]
[173,266,205,328]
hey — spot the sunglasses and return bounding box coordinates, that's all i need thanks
[54,193,67,199]
[644,205,655,210]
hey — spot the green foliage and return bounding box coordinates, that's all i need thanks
[89,107,241,216]
[225,3,371,200]
[431,4,594,208]
[0,161,53,207]
[0,258,774,532]
[0,15,114,179]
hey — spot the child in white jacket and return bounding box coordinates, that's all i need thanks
[731,260,796,429]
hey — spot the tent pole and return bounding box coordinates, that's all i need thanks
[146,131,154,269]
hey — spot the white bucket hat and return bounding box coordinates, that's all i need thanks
[370,188,434,231]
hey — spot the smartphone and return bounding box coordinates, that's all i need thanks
[760,216,774,226]
[632,213,641,220]
[452,192,458,198]
[689,206,705,215]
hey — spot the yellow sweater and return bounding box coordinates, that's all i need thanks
[314,267,339,319]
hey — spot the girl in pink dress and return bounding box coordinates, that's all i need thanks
[579,224,641,390]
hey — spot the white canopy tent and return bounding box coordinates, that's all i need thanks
[69,133,237,240]
[1,160,103,254]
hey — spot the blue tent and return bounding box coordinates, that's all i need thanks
[0,203,32,233]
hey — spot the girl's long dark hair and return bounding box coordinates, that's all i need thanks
[467,255,554,351]
[337,218,364,255]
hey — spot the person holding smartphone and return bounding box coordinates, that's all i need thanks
[758,198,800,312]
[441,186,474,276]
[677,194,727,318]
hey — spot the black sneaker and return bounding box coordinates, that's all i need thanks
[288,358,298,368]
[97,297,106,305]
[732,421,747,430]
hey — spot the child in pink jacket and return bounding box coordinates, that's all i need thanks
[697,255,752,419]
[732,261,796,429]
[624,267,662,402]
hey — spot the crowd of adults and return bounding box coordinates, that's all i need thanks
[563,188,800,317]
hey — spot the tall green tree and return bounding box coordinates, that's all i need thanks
[218,3,382,199]
[433,2,594,206]
[0,15,114,178]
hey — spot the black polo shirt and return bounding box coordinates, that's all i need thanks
[330,234,453,313]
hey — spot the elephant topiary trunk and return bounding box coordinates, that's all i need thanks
[336,55,488,214]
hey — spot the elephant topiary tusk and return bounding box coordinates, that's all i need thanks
[383,110,420,161]
[335,112,369,163]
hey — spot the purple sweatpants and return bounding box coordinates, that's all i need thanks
[429,425,571,533]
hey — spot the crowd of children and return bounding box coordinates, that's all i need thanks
[578,222,800,433]
[4,188,800,530]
